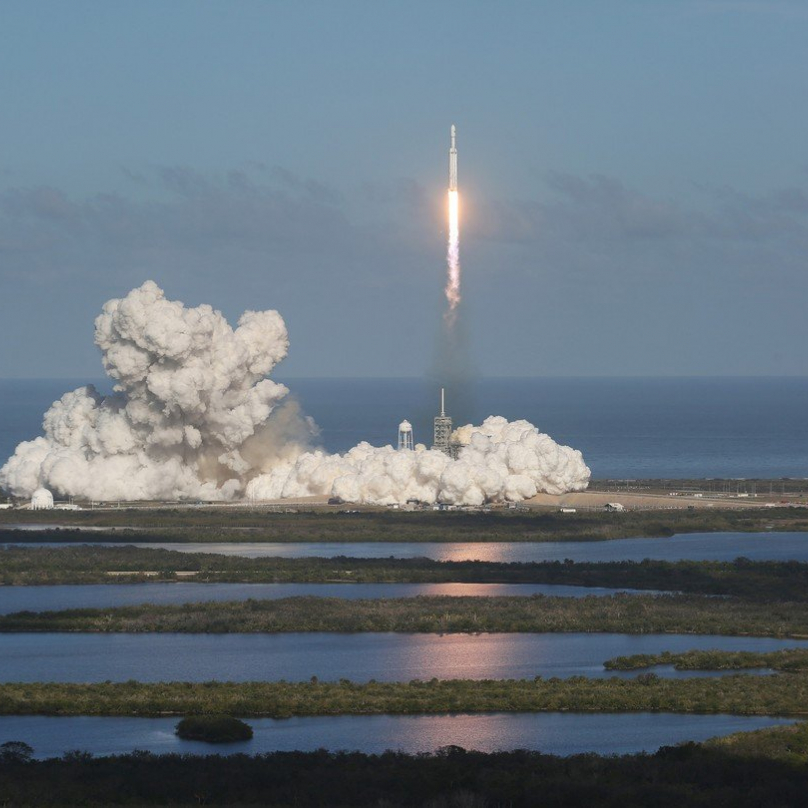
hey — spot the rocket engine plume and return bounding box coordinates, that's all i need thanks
[444,124,461,327]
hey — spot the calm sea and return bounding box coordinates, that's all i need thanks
[1,377,806,479]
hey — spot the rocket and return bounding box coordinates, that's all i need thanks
[449,124,457,191]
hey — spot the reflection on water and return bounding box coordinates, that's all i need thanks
[0,582,660,615]
[6,531,807,562]
[124,532,807,562]
[0,713,794,758]
[2,632,805,683]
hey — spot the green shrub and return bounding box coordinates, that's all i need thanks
[175,715,253,743]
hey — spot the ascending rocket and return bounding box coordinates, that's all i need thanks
[449,124,458,191]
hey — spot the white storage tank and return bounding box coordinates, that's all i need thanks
[31,488,54,510]
[397,420,414,451]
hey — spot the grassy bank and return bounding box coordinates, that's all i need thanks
[3,730,808,807]
[6,546,808,601]
[2,506,807,542]
[3,594,808,636]
[605,649,808,672]
[2,675,808,717]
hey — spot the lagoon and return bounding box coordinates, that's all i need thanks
[9,531,804,562]
[2,632,805,683]
[0,712,795,758]
[0,582,656,614]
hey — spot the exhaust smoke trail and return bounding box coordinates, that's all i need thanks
[444,124,460,327]
[445,188,460,326]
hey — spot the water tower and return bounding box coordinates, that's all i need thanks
[398,420,414,451]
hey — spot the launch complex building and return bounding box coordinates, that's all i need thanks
[398,388,460,458]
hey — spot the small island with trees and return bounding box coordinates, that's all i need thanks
[175,715,253,743]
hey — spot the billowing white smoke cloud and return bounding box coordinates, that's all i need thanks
[0,281,315,501]
[246,417,590,506]
[1,283,590,505]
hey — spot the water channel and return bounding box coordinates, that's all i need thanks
[6,531,808,561]
[0,582,658,614]
[2,632,802,683]
[0,713,795,758]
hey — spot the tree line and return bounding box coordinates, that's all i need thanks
[3,673,808,718]
[6,546,808,602]
[2,593,808,636]
[3,504,807,542]
[604,648,808,672]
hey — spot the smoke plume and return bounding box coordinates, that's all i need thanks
[246,417,590,506]
[0,282,315,501]
[0,283,590,505]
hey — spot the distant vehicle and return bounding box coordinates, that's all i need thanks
[559,508,577,513]
[604,502,625,512]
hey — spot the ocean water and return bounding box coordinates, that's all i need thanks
[1,377,807,479]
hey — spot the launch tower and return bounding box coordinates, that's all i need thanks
[432,388,459,458]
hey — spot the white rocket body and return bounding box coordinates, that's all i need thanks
[449,124,457,191]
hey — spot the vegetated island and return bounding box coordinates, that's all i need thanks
[3,594,808,636]
[604,649,808,672]
[5,547,808,601]
[3,675,808,717]
[175,715,253,743]
[2,723,808,807]
[2,506,807,543]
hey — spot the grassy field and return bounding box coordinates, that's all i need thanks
[6,547,808,601]
[3,674,808,717]
[2,506,807,542]
[3,593,808,636]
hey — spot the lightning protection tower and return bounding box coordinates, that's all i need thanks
[432,388,456,457]
[398,420,414,451]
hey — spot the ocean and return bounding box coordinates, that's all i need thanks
[1,376,806,480]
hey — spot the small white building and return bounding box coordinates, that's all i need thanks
[605,502,625,512]
[31,488,54,510]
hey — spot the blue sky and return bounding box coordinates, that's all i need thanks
[2,0,808,377]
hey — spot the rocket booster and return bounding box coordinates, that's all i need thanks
[449,124,457,191]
